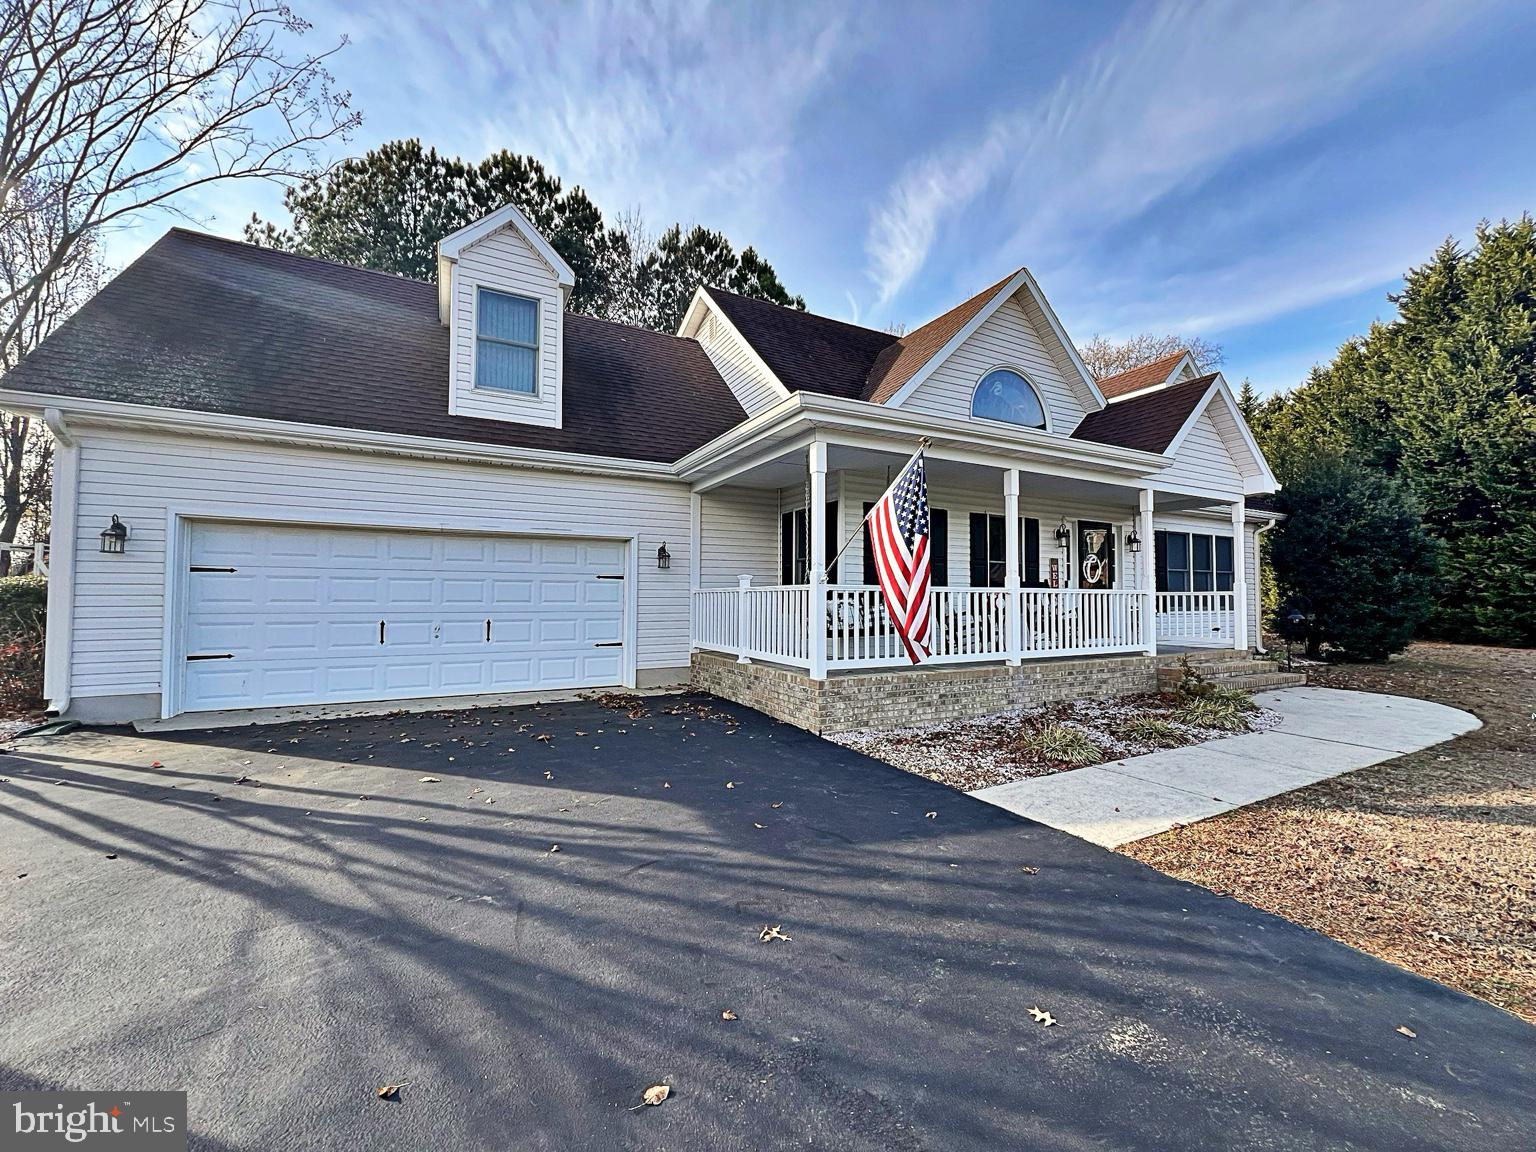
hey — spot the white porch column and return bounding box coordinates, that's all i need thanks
[808,441,829,680]
[1139,488,1157,656]
[1231,497,1248,651]
[1003,468,1021,665]
[688,491,702,649]
[736,574,753,664]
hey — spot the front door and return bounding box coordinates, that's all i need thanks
[1077,521,1115,589]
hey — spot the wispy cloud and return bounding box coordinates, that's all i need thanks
[864,0,1499,311]
[333,0,860,234]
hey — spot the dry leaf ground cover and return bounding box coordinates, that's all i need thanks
[829,690,1280,792]
[1123,642,1536,1024]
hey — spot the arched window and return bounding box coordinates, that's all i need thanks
[971,368,1047,429]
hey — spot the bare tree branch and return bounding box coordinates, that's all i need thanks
[0,0,359,553]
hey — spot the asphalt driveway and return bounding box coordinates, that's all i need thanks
[1,693,1531,1151]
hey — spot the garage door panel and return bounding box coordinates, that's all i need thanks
[493,580,534,605]
[182,523,627,712]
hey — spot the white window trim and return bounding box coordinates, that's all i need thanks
[471,285,542,399]
[969,364,1053,433]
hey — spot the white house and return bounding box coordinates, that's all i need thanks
[0,203,1289,732]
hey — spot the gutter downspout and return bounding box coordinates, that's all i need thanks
[1252,518,1275,655]
[42,409,77,715]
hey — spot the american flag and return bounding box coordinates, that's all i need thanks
[865,448,931,663]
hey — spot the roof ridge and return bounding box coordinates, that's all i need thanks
[702,284,890,339]
[166,227,440,290]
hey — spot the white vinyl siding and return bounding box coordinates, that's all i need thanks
[695,311,786,416]
[452,225,562,427]
[1158,406,1244,497]
[898,297,1092,434]
[66,430,693,705]
[699,486,779,584]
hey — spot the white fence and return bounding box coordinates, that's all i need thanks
[1155,591,1236,647]
[693,581,1150,670]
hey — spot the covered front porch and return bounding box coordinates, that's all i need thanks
[682,422,1255,680]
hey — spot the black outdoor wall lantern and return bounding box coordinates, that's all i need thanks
[1126,525,1142,553]
[1053,518,1072,549]
[99,515,128,554]
[657,542,671,570]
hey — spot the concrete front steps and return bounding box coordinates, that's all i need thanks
[1156,648,1306,694]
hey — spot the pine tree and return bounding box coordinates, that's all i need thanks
[246,139,802,332]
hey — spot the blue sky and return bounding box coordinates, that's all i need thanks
[118,0,1536,395]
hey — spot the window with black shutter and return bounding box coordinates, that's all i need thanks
[1023,517,1040,585]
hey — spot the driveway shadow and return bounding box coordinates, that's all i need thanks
[1,693,1531,1151]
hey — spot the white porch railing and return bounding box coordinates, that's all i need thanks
[1155,591,1236,647]
[693,581,1148,671]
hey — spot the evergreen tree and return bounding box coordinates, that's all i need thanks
[246,139,801,332]
[1268,454,1441,660]
[1258,216,1536,645]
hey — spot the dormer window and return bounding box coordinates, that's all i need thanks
[972,368,1047,429]
[475,288,540,394]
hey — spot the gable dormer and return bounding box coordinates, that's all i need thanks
[438,204,575,428]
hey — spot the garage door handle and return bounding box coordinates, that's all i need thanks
[379,621,386,644]
[595,574,624,580]
[594,641,622,648]
[187,653,234,661]
[189,565,237,573]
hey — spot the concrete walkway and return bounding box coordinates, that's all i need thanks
[970,686,1481,848]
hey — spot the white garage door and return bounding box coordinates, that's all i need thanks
[180,522,626,712]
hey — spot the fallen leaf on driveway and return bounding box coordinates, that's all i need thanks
[721,1009,738,1021]
[543,771,554,779]
[770,801,782,809]
[725,781,738,789]
[1397,1025,1417,1038]
[759,924,791,943]
[924,811,937,819]
[536,734,553,743]
[638,1083,670,1107]
[1028,1006,1057,1027]
[1020,866,1040,875]
[150,761,162,768]
[548,844,561,853]
[753,823,765,829]
[419,776,441,783]
[377,1082,408,1099]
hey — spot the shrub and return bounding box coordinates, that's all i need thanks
[1016,722,1101,766]
[1267,454,1441,660]
[1116,716,1187,748]
[0,575,47,712]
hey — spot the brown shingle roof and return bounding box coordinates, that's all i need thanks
[1071,373,1217,453]
[703,286,898,401]
[1095,350,1189,400]
[3,229,747,464]
[862,271,1020,403]
[701,271,1025,406]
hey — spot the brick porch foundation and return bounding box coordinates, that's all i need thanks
[690,649,1160,734]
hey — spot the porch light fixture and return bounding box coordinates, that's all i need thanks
[657,542,671,570]
[99,515,128,554]
[1053,518,1071,549]
[1126,526,1142,553]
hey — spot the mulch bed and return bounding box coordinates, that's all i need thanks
[1121,642,1536,1025]
[829,693,1279,792]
